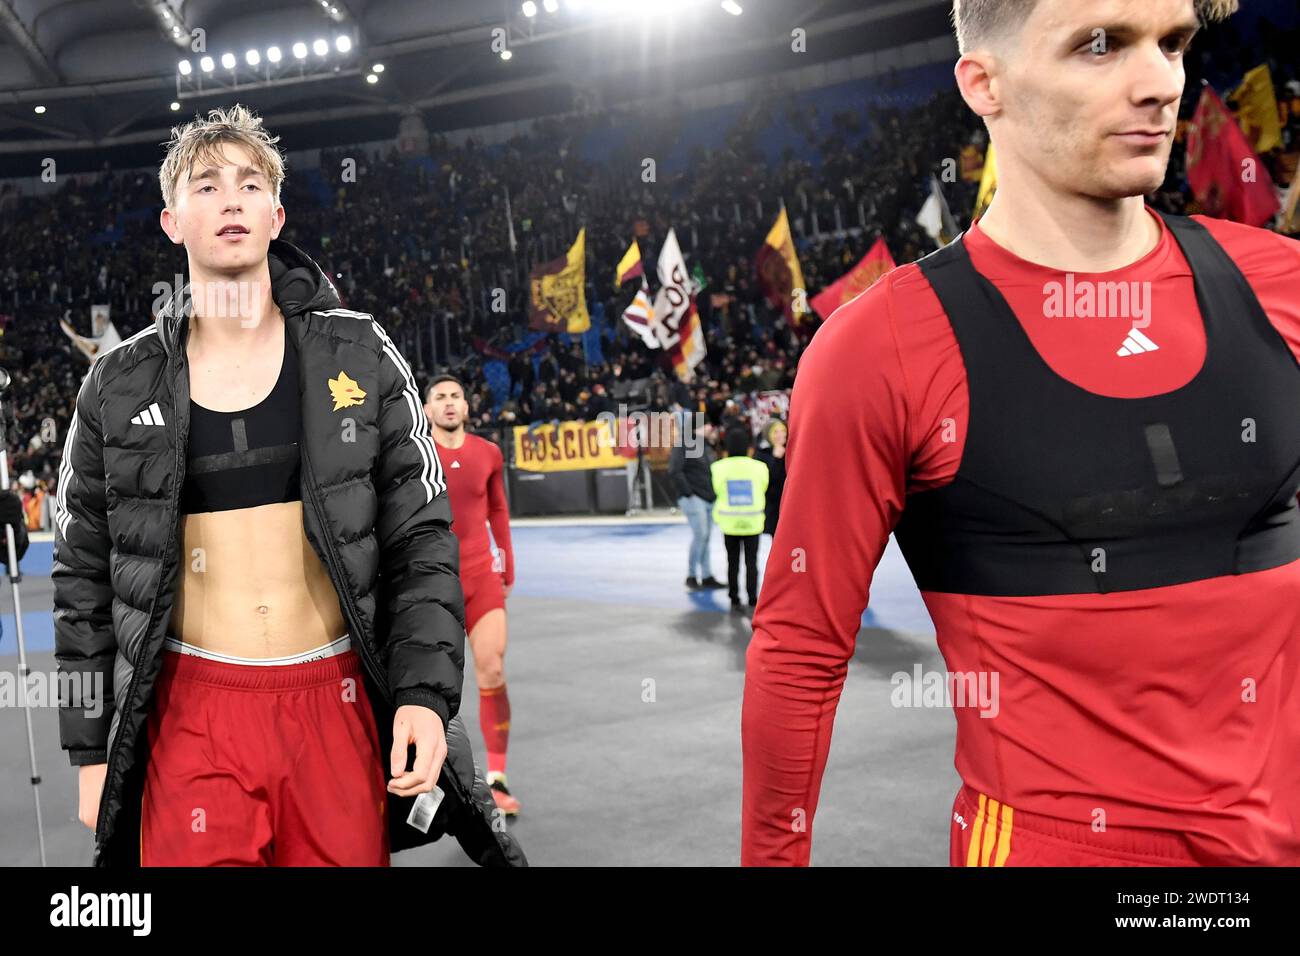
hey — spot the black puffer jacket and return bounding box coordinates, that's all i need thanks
[754,446,786,537]
[51,239,526,867]
[668,443,715,501]
[0,490,30,569]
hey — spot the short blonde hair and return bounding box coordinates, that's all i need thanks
[952,0,1241,54]
[159,103,285,209]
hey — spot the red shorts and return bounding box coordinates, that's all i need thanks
[140,647,390,866]
[463,558,506,634]
[950,784,1197,867]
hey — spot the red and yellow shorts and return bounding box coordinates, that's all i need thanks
[950,785,1196,867]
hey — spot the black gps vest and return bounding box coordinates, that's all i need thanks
[893,210,1300,596]
[180,321,302,515]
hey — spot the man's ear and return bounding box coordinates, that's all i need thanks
[159,207,184,246]
[954,51,1002,121]
[270,202,286,240]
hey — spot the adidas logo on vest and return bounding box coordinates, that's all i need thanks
[1116,327,1159,357]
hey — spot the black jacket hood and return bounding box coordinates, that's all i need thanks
[154,238,342,357]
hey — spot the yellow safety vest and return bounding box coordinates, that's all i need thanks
[710,455,769,535]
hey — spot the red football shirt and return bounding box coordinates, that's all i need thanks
[743,208,1300,865]
[433,433,514,585]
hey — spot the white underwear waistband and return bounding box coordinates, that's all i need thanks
[162,634,352,666]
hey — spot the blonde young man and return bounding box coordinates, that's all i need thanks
[423,375,519,815]
[745,0,1300,866]
[53,105,523,866]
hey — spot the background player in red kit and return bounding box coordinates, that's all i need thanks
[744,0,1300,866]
[425,375,520,815]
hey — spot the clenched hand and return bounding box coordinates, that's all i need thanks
[387,704,446,797]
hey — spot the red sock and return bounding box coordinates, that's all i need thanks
[480,683,511,776]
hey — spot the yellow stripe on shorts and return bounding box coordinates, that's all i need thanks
[980,799,1000,866]
[994,804,1014,866]
[965,791,1015,866]
[965,792,987,867]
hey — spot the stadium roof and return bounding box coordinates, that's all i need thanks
[0,0,952,167]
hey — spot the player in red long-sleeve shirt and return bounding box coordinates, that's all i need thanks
[425,375,520,815]
[744,0,1300,866]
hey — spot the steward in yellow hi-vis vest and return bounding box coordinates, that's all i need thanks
[711,452,769,534]
[711,428,769,611]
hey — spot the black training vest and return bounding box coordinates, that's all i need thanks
[893,210,1300,596]
[180,321,302,515]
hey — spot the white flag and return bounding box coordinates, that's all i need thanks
[61,304,121,362]
[916,175,958,248]
[621,279,659,349]
[651,228,706,380]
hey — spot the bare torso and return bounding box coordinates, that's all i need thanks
[168,313,347,656]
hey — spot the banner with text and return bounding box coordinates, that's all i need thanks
[513,420,628,472]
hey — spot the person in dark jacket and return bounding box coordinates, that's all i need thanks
[52,104,524,867]
[668,416,724,590]
[754,418,788,538]
[0,489,30,570]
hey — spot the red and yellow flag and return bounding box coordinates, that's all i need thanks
[809,237,896,321]
[529,228,590,333]
[755,207,809,325]
[615,238,643,287]
[1231,64,1282,155]
[1186,86,1280,227]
